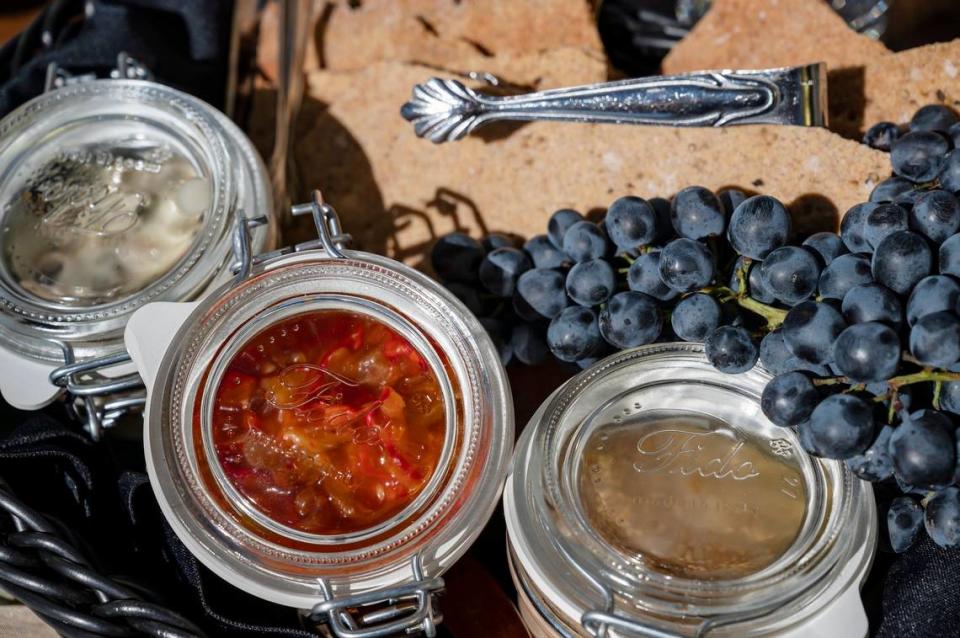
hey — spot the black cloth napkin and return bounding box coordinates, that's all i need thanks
[0,0,232,118]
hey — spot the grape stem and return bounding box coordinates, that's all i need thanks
[699,285,788,329]
[812,368,960,391]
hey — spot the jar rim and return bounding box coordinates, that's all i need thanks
[145,249,514,608]
[505,343,876,635]
[0,79,259,364]
[197,294,460,545]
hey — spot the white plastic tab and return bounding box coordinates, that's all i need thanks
[0,348,60,410]
[124,301,199,391]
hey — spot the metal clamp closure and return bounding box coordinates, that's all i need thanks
[582,610,683,638]
[47,342,145,441]
[44,52,151,92]
[309,554,444,638]
[231,189,352,283]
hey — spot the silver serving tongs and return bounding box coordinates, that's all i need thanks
[401,63,827,144]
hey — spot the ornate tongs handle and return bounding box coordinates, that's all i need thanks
[401,63,827,143]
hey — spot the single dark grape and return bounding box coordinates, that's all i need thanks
[547,306,602,362]
[862,121,900,151]
[479,247,532,297]
[658,238,715,292]
[863,203,909,249]
[832,322,901,382]
[797,422,822,456]
[524,234,568,269]
[479,317,513,366]
[906,275,960,326]
[910,311,960,367]
[726,195,791,259]
[870,177,913,205]
[627,251,678,301]
[941,149,960,193]
[605,196,659,251]
[483,233,515,252]
[840,202,876,253]
[516,268,569,319]
[510,323,550,365]
[759,329,793,375]
[761,371,818,426]
[806,394,875,460]
[940,233,960,277]
[818,253,873,301]
[940,381,960,415]
[760,246,821,304]
[891,131,950,183]
[887,496,924,553]
[670,186,725,240]
[431,232,484,282]
[909,104,959,133]
[842,283,902,325]
[562,220,611,262]
[705,326,757,373]
[783,301,846,365]
[889,410,956,488]
[910,190,960,243]
[925,487,960,548]
[598,291,662,348]
[671,293,721,342]
[803,232,847,265]
[871,230,931,295]
[548,208,584,249]
[566,259,615,307]
[846,425,894,482]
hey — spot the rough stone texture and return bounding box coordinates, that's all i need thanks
[663,0,960,139]
[258,0,604,80]
[269,47,888,269]
[664,0,889,75]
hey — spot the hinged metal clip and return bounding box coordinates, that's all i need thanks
[44,52,152,92]
[230,190,352,282]
[582,610,684,638]
[309,554,444,638]
[47,341,145,440]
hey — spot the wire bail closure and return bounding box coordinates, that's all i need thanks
[309,554,444,638]
[47,343,144,441]
[44,52,151,92]
[231,190,352,282]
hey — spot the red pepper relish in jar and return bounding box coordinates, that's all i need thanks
[209,310,446,536]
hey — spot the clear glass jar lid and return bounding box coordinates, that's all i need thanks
[505,343,876,637]
[0,79,269,364]
[141,246,514,610]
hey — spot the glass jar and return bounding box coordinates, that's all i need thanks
[505,343,877,638]
[124,196,514,636]
[0,77,275,429]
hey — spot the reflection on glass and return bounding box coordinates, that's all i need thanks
[578,411,807,579]
[2,138,209,306]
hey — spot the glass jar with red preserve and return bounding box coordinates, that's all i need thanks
[125,193,514,637]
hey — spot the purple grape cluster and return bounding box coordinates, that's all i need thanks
[430,102,960,552]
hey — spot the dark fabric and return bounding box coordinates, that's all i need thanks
[0,0,232,118]
[0,403,318,636]
[876,536,960,637]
